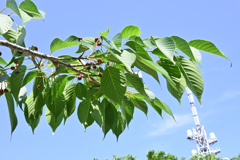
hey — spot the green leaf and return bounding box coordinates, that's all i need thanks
[33,71,46,99]
[51,75,68,99]
[175,56,203,104]
[103,101,118,137]
[134,56,159,83]
[0,14,13,35]
[2,28,17,43]
[135,56,177,90]
[46,90,66,119]
[5,92,17,134]
[171,36,196,62]
[103,37,120,51]
[105,47,136,73]
[151,37,176,63]
[153,98,174,119]
[75,37,95,53]
[6,0,22,20]
[144,86,155,101]
[0,57,8,65]
[0,74,8,83]
[151,48,168,59]
[50,65,66,77]
[22,70,38,86]
[143,38,153,48]
[50,38,80,53]
[120,96,134,126]
[64,84,76,118]
[99,27,110,38]
[190,46,202,65]
[131,95,148,116]
[91,101,104,129]
[125,73,148,97]
[188,39,231,64]
[101,67,126,105]
[6,0,33,26]
[77,99,93,130]
[46,108,64,133]
[10,65,27,103]
[126,41,152,60]
[39,10,45,19]
[19,0,41,15]
[128,36,148,47]
[24,92,45,118]
[121,25,141,39]
[112,33,122,49]
[157,58,181,79]
[112,112,126,140]
[86,87,102,100]
[75,83,87,100]
[18,9,32,25]
[16,26,26,47]
[158,58,186,104]
[167,75,186,105]
[24,105,41,134]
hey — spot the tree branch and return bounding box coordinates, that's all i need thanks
[0,40,101,85]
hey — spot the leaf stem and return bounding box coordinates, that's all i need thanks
[7,11,14,16]
[0,7,7,13]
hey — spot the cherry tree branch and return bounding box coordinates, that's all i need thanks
[0,40,101,85]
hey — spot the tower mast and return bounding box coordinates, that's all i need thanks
[186,87,220,156]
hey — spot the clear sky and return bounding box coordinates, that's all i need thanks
[0,0,240,159]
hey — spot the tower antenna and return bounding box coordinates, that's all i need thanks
[186,87,220,156]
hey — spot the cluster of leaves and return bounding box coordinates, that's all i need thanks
[94,150,240,160]
[0,0,230,138]
[147,150,178,160]
[190,153,240,160]
[94,154,136,160]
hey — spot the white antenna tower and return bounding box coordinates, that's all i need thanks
[186,87,220,156]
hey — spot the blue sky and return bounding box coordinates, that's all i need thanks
[0,0,240,159]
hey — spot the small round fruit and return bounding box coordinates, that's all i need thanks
[99,73,103,77]
[89,86,92,90]
[34,46,38,51]
[11,66,15,70]
[100,36,103,40]
[0,89,3,94]
[16,64,20,67]
[78,75,82,80]
[97,59,102,64]
[15,71,20,74]
[89,79,93,83]
[14,61,19,64]
[87,66,91,70]
[93,65,97,69]
[37,85,41,89]
[4,89,8,93]
[95,37,99,42]
[97,42,102,46]
[78,37,82,41]
[41,63,44,67]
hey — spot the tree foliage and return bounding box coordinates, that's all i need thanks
[95,150,240,160]
[0,0,230,138]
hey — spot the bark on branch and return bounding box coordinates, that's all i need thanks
[0,40,101,85]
